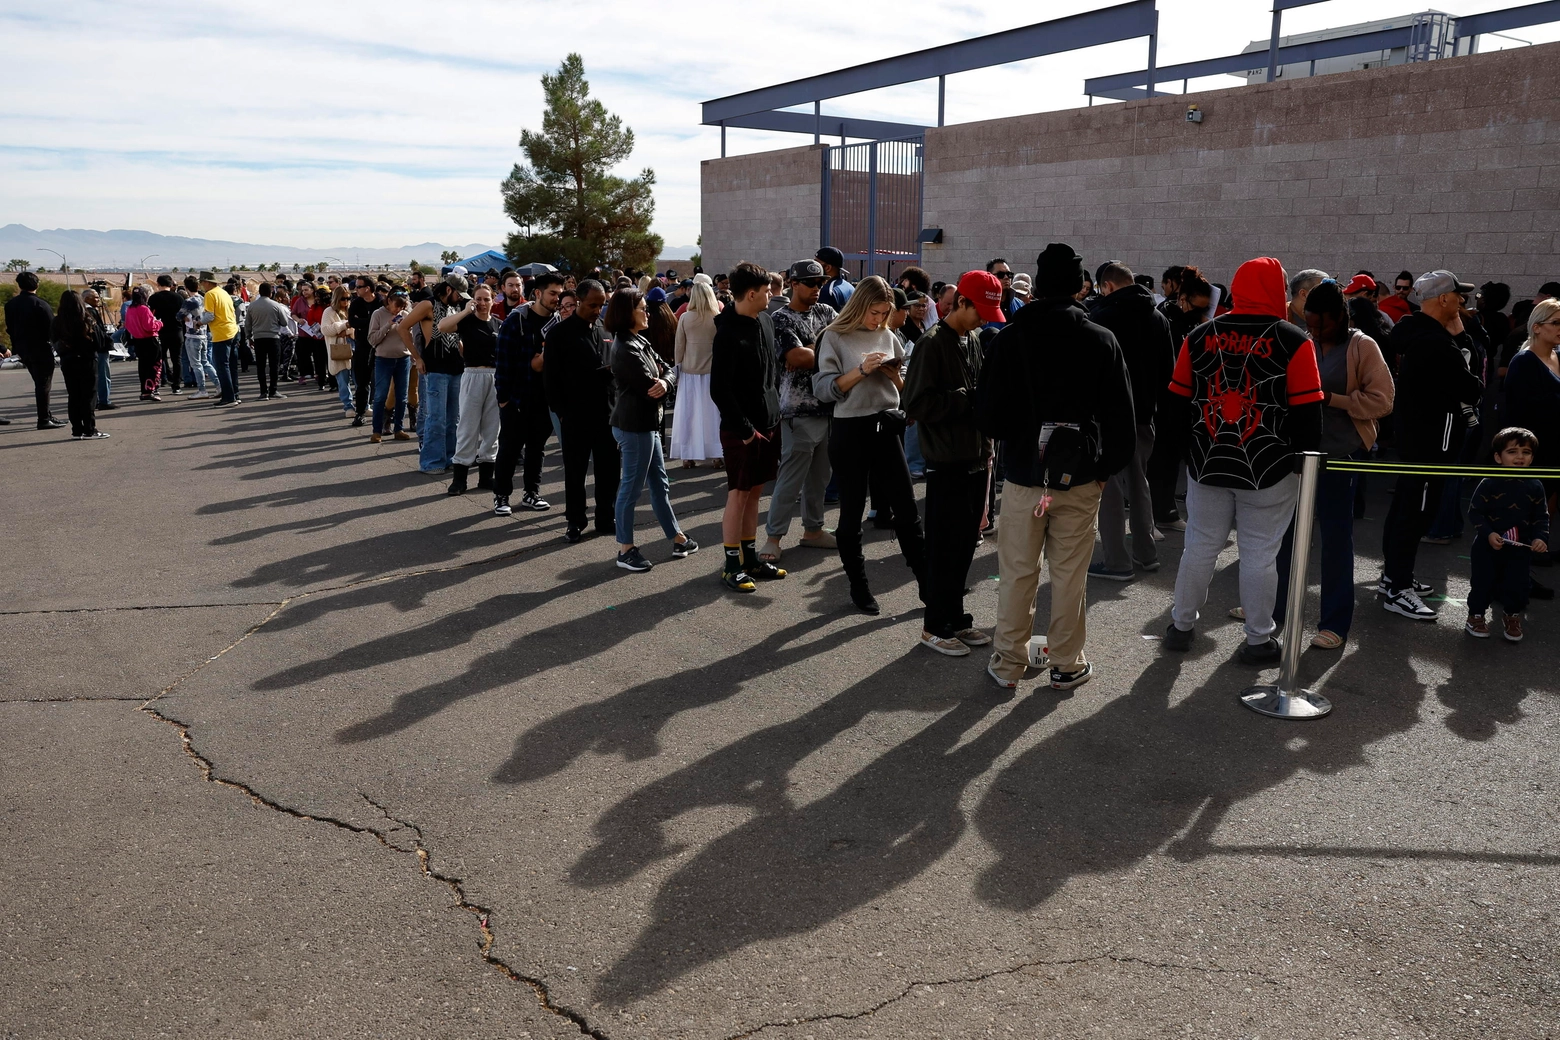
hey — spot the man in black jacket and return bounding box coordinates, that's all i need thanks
[543,280,618,543]
[710,261,785,592]
[976,244,1137,691]
[3,271,61,428]
[347,275,380,425]
[903,274,995,656]
[1378,269,1486,620]
[1087,262,1175,582]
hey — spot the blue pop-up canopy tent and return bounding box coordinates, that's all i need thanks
[447,249,511,274]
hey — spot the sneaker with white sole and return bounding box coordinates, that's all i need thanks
[617,547,653,572]
[1382,587,1437,620]
[1465,614,1490,638]
[1375,576,1433,598]
[920,632,971,657]
[1050,662,1094,690]
[189,390,210,400]
[493,495,512,516]
[1087,562,1134,582]
[519,491,550,511]
[985,660,1018,689]
[954,628,992,646]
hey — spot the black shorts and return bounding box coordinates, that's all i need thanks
[720,424,782,491]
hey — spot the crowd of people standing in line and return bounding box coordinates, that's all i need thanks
[6,248,1559,689]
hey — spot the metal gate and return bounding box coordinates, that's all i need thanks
[820,136,924,281]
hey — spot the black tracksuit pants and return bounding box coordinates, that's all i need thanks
[60,353,97,436]
[351,343,375,415]
[923,464,988,638]
[21,348,55,422]
[253,337,280,397]
[828,413,926,597]
[558,414,621,531]
[494,399,553,499]
[1381,473,1445,592]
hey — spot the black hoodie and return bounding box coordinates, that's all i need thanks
[974,297,1137,488]
[710,307,781,439]
[1389,311,1484,462]
[1088,284,1176,428]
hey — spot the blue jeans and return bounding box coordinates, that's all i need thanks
[96,353,112,405]
[613,427,682,545]
[904,421,925,477]
[185,336,217,390]
[1275,455,1363,638]
[211,338,239,402]
[334,366,356,411]
[372,356,410,434]
[419,371,461,471]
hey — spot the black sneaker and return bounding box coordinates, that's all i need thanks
[1237,638,1282,665]
[746,559,786,579]
[722,568,756,592]
[565,526,585,544]
[493,495,512,516]
[350,415,365,428]
[671,537,699,558]
[519,491,550,511]
[850,586,880,615]
[1382,587,1437,620]
[618,547,654,572]
[1375,576,1432,598]
[1162,624,1193,651]
[38,418,66,430]
[1050,662,1094,690]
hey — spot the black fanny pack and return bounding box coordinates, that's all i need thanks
[1039,423,1095,491]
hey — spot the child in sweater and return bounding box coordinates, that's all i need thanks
[1466,426,1550,642]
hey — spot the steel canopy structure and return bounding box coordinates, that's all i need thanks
[700,0,1161,155]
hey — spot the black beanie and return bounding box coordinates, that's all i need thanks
[1035,242,1084,297]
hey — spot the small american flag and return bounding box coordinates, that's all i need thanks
[1503,526,1525,547]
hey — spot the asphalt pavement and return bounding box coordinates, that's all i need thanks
[2,361,1556,1039]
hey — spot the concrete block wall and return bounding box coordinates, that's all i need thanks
[920,42,1560,292]
[701,144,825,275]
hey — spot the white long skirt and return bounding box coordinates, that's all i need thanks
[669,371,724,460]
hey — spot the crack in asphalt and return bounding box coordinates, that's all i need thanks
[0,601,286,616]
[118,531,615,1038]
[723,952,1277,1038]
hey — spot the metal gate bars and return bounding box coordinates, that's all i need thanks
[820,136,924,281]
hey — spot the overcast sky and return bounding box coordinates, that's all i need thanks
[3,0,1552,252]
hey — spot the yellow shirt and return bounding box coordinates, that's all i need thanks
[204,287,238,342]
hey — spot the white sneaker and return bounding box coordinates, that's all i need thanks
[1382,587,1437,620]
[188,390,210,400]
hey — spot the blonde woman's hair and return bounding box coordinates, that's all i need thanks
[330,285,351,311]
[1523,297,1560,352]
[637,275,652,295]
[687,279,718,319]
[824,275,895,336]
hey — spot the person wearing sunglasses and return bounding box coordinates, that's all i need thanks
[1378,269,1417,325]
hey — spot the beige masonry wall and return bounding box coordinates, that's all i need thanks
[701,42,1560,292]
[701,144,825,274]
[922,41,1559,292]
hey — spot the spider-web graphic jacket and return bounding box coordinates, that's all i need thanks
[1168,257,1325,491]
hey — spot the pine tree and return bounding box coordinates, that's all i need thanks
[502,54,662,273]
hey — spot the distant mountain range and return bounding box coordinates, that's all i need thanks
[0,224,699,269]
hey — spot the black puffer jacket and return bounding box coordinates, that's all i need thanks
[975,297,1137,488]
[1089,284,1175,428]
[1390,312,1485,463]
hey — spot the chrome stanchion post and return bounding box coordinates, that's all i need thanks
[1240,451,1332,720]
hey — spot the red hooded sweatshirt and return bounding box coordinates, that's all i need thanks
[1169,257,1324,490]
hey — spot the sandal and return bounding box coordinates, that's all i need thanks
[758,539,783,564]
[1310,629,1344,650]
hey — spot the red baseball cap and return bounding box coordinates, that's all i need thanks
[957,270,1006,324]
[1342,274,1376,296]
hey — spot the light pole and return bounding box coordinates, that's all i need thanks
[139,254,159,274]
[39,248,70,284]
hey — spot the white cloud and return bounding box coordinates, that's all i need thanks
[3,0,1553,251]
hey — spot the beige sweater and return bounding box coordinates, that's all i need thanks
[675,309,718,375]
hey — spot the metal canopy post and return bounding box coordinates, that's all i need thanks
[1240,452,1332,720]
[937,75,945,127]
[720,121,726,157]
[1268,8,1282,81]
[814,100,821,145]
[866,143,878,278]
[1146,10,1158,94]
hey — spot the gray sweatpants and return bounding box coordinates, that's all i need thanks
[765,415,832,539]
[1097,423,1157,571]
[1171,473,1299,645]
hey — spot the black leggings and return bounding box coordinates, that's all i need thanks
[60,353,97,436]
[253,338,280,397]
[827,413,926,596]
